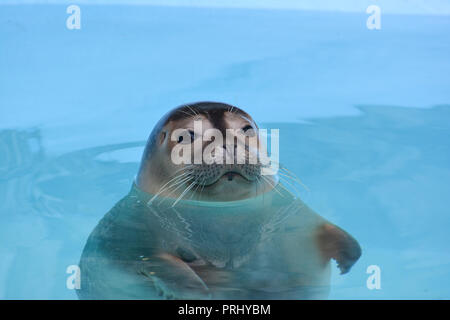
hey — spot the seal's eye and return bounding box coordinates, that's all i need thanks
[242,125,256,136]
[177,130,195,144]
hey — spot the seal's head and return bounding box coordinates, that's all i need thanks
[136,102,278,202]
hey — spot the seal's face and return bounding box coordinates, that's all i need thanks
[136,102,277,202]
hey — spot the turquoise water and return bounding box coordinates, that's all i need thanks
[1,4,450,299]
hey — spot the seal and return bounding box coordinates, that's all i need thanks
[77,102,361,299]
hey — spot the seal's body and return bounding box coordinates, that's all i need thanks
[77,102,361,299]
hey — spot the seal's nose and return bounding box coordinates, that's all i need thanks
[222,143,233,163]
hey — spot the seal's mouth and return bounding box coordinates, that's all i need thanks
[223,171,245,181]
[198,169,251,187]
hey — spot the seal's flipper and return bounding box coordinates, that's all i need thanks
[316,223,361,274]
[139,253,211,299]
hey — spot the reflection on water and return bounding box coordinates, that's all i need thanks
[1,105,450,299]
[0,130,145,299]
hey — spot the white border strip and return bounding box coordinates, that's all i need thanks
[1,0,450,16]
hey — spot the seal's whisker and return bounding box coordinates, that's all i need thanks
[261,175,284,197]
[278,169,301,183]
[255,176,263,198]
[188,179,202,200]
[277,169,306,190]
[172,164,195,174]
[149,171,192,203]
[156,165,195,186]
[260,159,309,192]
[177,109,197,118]
[172,180,197,207]
[261,174,291,197]
[149,167,197,203]
[189,172,205,199]
[162,175,193,194]
[277,171,299,182]
[199,175,207,196]
[150,177,192,204]
[278,175,302,197]
[158,174,191,195]
[278,164,310,192]
[271,178,294,196]
[156,171,190,192]
[185,105,198,116]
[157,177,194,206]
[280,170,308,191]
[261,176,283,196]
